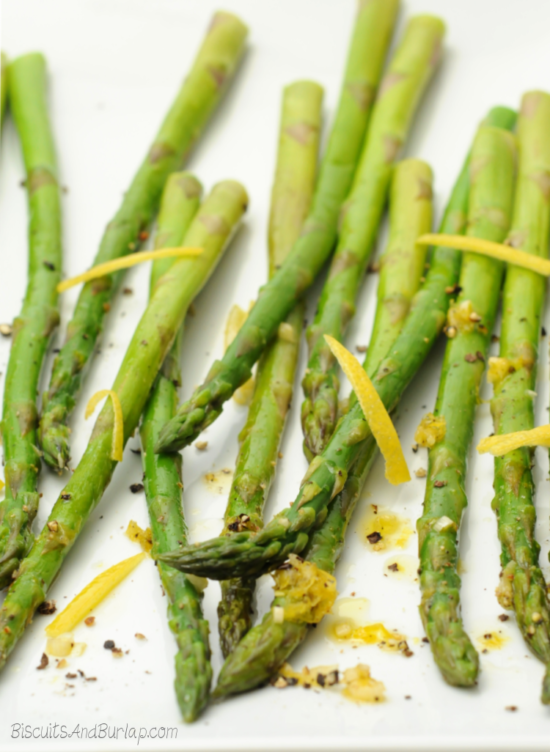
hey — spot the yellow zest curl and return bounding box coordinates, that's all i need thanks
[86,389,124,462]
[478,425,550,456]
[324,335,410,485]
[45,552,146,637]
[58,247,203,292]
[418,234,550,276]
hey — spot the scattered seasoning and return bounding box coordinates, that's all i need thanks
[37,600,57,615]
[84,616,95,627]
[61,493,71,500]
[103,640,115,650]
[445,284,462,295]
[405,695,412,700]
[138,230,149,242]
[66,672,77,679]
[129,483,144,493]
[475,351,485,362]
[464,353,478,363]
[403,649,414,658]
[86,677,97,682]
[0,324,13,337]
[433,480,447,488]
[140,339,148,346]
[422,637,429,643]
[415,467,427,478]
[366,531,383,545]
[491,333,500,343]
[505,706,518,712]
[411,443,418,453]
[103,303,111,313]
[367,261,380,274]
[43,260,55,271]
[135,633,146,641]
[47,520,59,532]
[387,563,399,572]
[122,287,133,295]
[195,441,208,451]
[498,614,510,622]
[37,653,49,670]
[484,633,493,640]
[112,647,123,658]
[542,327,547,337]
[130,447,141,455]
[356,344,368,353]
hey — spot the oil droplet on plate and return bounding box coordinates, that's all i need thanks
[384,554,419,581]
[325,599,410,654]
[203,468,233,495]
[361,505,413,551]
[477,630,509,651]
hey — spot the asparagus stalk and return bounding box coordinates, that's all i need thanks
[213,158,435,696]
[138,172,212,722]
[417,125,516,687]
[39,11,248,472]
[155,0,400,454]
[158,109,517,583]
[0,181,247,670]
[218,81,323,657]
[486,92,550,703]
[301,15,445,459]
[0,54,62,588]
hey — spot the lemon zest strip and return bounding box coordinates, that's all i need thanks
[45,552,146,637]
[57,247,203,292]
[417,234,550,276]
[324,335,410,485]
[478,425,550,456]
[85,389,124,462]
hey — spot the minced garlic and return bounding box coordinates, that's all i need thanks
[272,554,337,624]
[415,412,446,448]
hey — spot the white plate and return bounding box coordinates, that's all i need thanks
[1,0,550,750]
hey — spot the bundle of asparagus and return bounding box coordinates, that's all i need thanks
[4,0,550,726]
[39,10,248,472]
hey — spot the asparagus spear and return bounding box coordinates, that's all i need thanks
[417,125,516,687]
[301,15,445,459]
[218,81,323,657]
[0,54,62,588]
[486,92,550,703]
[39,11,248,472]
[212,107,518,698]
[138,172,212,722]
[0,180,247,670]
[155,0,400,454]
[158,110,517,583]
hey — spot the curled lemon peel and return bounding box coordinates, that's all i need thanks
[85,389,124,462]
[57,247,203,292]
[324,334,410,485]
[45,552,146,637]
[478,425,550,456]
[272,554,337,624]
[418,234,550,276]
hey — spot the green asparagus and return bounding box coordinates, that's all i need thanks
[0,54,62,589]
[39,11,248,472]
[155,0,400,454]
[218,80,323,657]
[157,109,517,584]
[486,92,550,703]
[213,157,436,696]
[212,107,518,698]
[139,172,212,722]
[301,15,445,459]
[0,180,247,670]
[417,125,516,687]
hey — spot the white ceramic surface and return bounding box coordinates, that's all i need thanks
[1,1,550,750]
